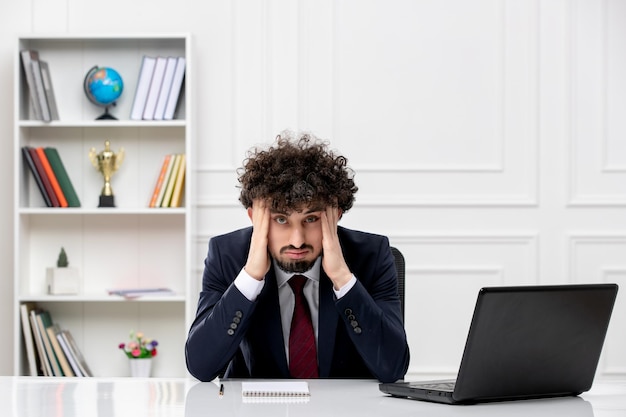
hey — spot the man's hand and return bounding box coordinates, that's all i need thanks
[321,206,353,289]
[245,199,271,280]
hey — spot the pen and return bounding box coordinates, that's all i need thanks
[219,383,224,398]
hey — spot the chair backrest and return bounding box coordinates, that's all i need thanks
[390,246,405,322]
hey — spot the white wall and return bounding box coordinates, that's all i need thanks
[1,0,625,379]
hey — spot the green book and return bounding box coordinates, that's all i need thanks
[44,147,81,207]
[36,310,64,376]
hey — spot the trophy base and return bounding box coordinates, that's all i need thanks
[98,195,115,207]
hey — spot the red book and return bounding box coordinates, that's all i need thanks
[35,147,68,207]
[28,147,60,207]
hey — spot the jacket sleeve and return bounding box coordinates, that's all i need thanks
[185,235,254,381]
[335,236,410,383]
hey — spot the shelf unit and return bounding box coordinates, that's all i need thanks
[13,34,193,377]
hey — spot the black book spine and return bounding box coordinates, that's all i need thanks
[21,146,52,207]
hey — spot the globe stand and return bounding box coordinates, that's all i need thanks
[96,105,117,121]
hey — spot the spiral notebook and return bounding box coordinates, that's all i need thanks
[241,381,310,398]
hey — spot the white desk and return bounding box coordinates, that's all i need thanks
[1,377,625,416]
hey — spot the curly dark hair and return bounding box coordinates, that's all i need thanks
[238,131,358,213]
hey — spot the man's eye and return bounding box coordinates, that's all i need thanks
[305,216,319,223]
[275,217,287,224]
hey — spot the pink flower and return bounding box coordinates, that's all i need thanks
[119,330,159,359]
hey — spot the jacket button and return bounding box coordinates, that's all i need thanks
[344,308,352,316]
[354,327,362,334]
[351,320,359,328]
[230,322,238,330]
[227,329,235,336]
[235,310,243,318]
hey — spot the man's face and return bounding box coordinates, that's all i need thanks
[268,205,324,273]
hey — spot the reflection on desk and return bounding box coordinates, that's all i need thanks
[0,377,625,417]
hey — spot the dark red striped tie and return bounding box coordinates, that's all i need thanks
[288,275,319,378]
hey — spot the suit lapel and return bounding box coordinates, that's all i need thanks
[317,270,339,377]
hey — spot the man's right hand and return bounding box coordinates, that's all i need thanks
[244,199,271,280]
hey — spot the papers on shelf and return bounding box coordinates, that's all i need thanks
[107,288,175,299]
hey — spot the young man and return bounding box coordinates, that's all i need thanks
[185,132,410,383]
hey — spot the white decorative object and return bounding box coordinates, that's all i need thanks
[46,267,80,295]
[129,358,152,377]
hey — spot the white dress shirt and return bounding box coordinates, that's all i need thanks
[234,257,356,362]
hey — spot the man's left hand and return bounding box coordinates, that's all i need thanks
[321,206,353,290]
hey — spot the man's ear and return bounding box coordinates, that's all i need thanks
[338,208,343,220]
[247,207,254,222]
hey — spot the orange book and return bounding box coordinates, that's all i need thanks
[149,154,172,207]
[35,147,68,207]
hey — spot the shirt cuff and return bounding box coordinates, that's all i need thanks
[333,275,357,299]
[234,268,265,301]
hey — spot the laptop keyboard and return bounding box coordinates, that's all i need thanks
[410,381,456,392]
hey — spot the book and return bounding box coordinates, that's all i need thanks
[20,50,44,120]
[56,332,83,377]
[241,381,310,398]
[149,154,172,207]
[44,147,81,207]
[130,55,157,120]
[30,52,52,122]
[39,60,60,120]
[29,309,51,376]
[107,287,176,299]
[163,56,186,120]
[19,302,41,376]
[22,146,52,207]
[35,310,64,376]
[28,147,60,207]
[153,56,178,120]
[169,154,186,208]
[60,330,93,377]
[142,56,167,120]
[36,147,68,207]
[160,154,182,207]
[153,154,176,208]
[46,324,75,377]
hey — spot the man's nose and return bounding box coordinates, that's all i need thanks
[289,225,305,247]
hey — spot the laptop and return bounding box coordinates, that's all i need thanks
[379,283,618,405]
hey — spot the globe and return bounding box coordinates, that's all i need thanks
[83,66,124,120]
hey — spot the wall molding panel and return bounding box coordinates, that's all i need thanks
[568,0,626,206]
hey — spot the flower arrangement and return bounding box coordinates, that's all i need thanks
[119,331,158,359]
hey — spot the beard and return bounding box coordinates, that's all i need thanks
[274,244,319,273]
[276,258,315,274]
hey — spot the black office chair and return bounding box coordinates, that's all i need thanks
[390,246,405,322]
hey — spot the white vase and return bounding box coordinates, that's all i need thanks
[129,358,152,377]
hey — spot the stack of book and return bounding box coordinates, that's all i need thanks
[130,55,186,120]
[148,153,186,208]
[22,146,81,208]
[19,302,93,377]
[20,49,60,122]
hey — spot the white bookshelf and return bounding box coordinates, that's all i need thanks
[13,34,193,377]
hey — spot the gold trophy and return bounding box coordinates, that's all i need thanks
[89,140,125,207]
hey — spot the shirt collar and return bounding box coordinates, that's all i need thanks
[274,256,321,288]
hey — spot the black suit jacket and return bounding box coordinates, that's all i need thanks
[185,226,409,383]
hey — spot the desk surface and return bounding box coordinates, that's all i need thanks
[1,376,625,416]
